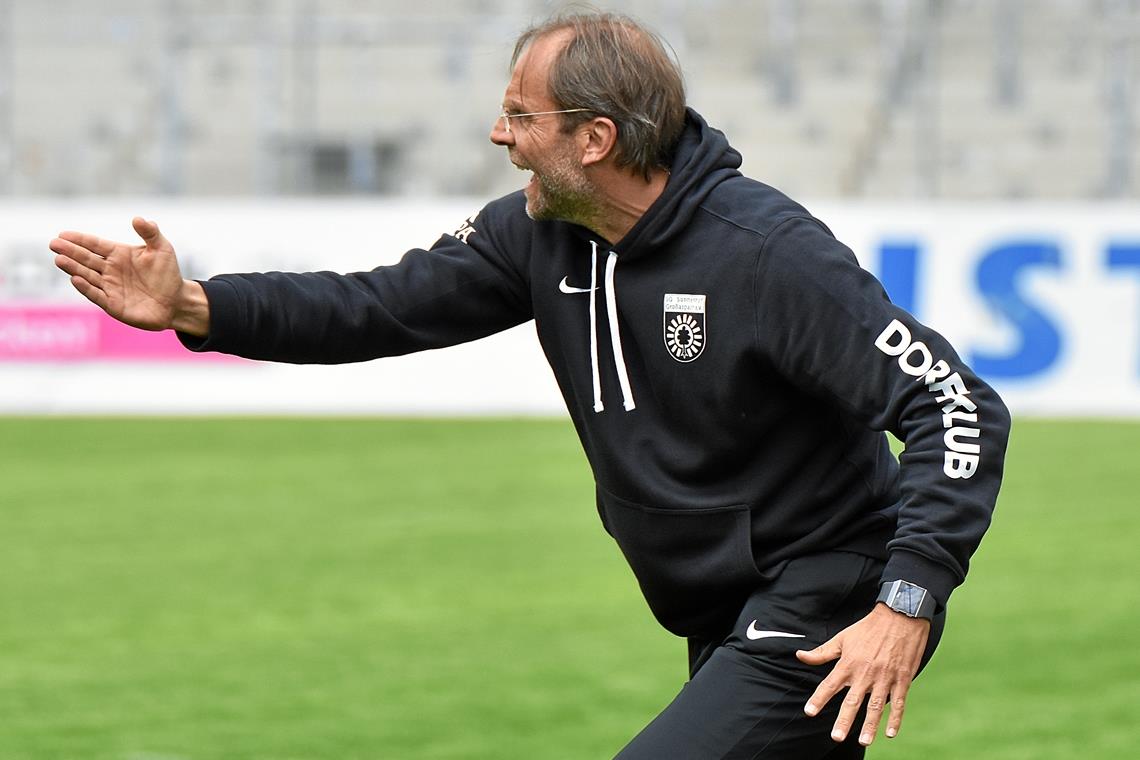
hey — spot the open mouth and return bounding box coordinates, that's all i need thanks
[512,163,537,187]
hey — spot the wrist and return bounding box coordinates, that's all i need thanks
[170,279,210,337]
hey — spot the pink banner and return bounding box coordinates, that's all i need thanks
[0,306,236,362]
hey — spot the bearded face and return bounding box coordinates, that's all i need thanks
[518,137,599,223]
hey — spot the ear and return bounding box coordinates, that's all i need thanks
[578,117,618,168]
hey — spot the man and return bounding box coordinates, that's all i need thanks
[50,11,1010,759]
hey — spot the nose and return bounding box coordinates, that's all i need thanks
[489,115,513,147]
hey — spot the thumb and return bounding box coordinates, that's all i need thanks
[796,637,842,666]
[132,216,169,248]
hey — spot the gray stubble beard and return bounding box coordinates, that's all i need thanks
[524,153,604,232]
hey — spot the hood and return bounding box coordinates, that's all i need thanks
[553,110,743,417]
[611,108,743,260]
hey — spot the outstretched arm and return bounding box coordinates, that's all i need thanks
[157,199,533,365]
[49,217,210,337]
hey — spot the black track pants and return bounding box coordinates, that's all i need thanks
[615,551,946,760]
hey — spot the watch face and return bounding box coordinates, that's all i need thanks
[894,582,926,615]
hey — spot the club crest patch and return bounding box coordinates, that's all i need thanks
[663,293,706,363]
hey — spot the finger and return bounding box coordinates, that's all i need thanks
[829,684,868,744]
[796,639,841,666]
[50,238,107,273]
[69,274,108,310]
[857,686,890,746]
[54,252,104,289]
[803,666,846,718]
[132,216,168,248]
[57,230,119,257]
[885,678,912,739]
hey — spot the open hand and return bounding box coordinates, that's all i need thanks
[50,217,200,333]
[796,603,931,747]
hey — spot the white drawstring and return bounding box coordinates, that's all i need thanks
[605,250,636,411]
[589,242,604,413]
[588,241,636,414]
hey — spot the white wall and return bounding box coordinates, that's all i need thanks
[3,199,1139,416]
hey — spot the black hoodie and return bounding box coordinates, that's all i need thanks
[183,110,1011,638]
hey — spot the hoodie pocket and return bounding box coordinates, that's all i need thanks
[598,490,764,637]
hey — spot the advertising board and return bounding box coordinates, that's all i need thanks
[3,199,1137,416]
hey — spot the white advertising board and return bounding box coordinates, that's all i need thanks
[2,199,1138,416]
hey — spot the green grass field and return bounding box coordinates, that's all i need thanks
[1,418,1137,759]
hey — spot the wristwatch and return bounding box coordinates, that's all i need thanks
[877,579,937,620]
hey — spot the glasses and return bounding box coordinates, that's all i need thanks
[497,107,592,133]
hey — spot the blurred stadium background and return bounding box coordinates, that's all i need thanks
[0,0,1136,199]
[2,1,1139,759]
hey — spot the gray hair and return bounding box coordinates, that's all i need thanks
[511,10,687,178]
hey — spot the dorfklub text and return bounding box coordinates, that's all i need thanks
[874,319,983,480]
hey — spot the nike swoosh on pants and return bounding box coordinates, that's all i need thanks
[746,621,806,641]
